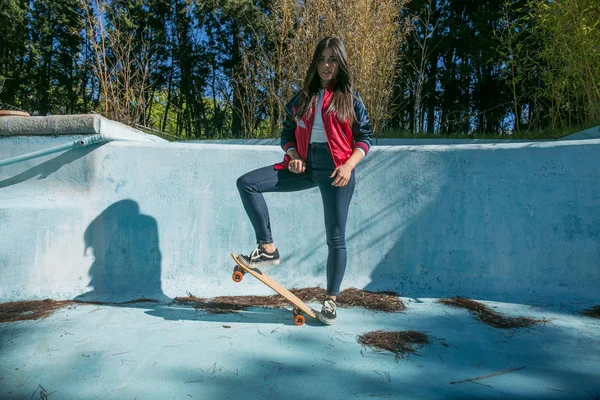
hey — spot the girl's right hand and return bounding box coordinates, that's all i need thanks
[288,159,306,174]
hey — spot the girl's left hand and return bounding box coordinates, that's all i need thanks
[330,163,354,187]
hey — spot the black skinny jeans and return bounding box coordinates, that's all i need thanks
[236,143,355,296]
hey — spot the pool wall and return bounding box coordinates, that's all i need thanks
[1,116,598,306]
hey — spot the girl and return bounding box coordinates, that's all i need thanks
[236,37,373,324]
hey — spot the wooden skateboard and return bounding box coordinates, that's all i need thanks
[231,253,319,326]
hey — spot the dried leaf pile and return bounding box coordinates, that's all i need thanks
[0,288,405,322]
[175,293,284,314]
[358,330,429,359]
[337,288,406,312]
[175,287,405,313]
[438,297,547,329]
[0,299,74,323]
[581,305,600,319]
[290,287,327,303]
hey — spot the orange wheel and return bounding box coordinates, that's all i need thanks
[232,270,244,282]
[294,314,305,326]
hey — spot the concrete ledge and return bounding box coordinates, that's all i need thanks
[1,136,599,307]
[191,138,538,146]
[193,125,600,145]
[0,114,166,142]
[561,125,600,140]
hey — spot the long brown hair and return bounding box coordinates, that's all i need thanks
[294,37,356,123]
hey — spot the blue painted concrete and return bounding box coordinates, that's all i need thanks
[1,118,600,399]
[192,137,538,145]
[1,130,599,306]
[0,114,167,141]
[562,125,600,140]
[1,300,599,399]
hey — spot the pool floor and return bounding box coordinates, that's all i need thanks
[1,298,599,399]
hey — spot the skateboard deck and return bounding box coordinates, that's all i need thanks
[231,253,318,326]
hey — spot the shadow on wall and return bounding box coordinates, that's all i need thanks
[76,199,169,302]
[0,145,100,188]
[360,144,600,306]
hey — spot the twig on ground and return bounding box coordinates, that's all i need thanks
[450,366,526,385]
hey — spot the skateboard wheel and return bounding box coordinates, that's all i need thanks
[294,314,305,326]
[232,270,244,282]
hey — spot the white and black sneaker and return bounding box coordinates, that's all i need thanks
[238,244,280,268]
[318,298,337,325]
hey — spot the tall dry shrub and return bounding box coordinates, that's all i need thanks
[530,0,600,128]
[82,0,153,126]
[238,0,410,135]
[287,0,410,132]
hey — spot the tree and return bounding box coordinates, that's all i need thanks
[396,0,442,134]
[494,0,529,132]
[530,0,600,128]
[83,0,163,126]
[24,0,85,115]
[0,0,29,109]
[265,0,410,133]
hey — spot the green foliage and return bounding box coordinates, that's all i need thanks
[381,119,600,139]
[528,0,600,128]
[146,91,180,137]
[0,0,598,139]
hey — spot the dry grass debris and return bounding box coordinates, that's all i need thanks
[438,297,547,329]
[338,288,406,312]
[358,330,429,359]
[175,293,285,314]
[0,298,163,323]
[581,305,600,319]
[0,288,405,322]
[175,287,405,313]
[0,299,74,323]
